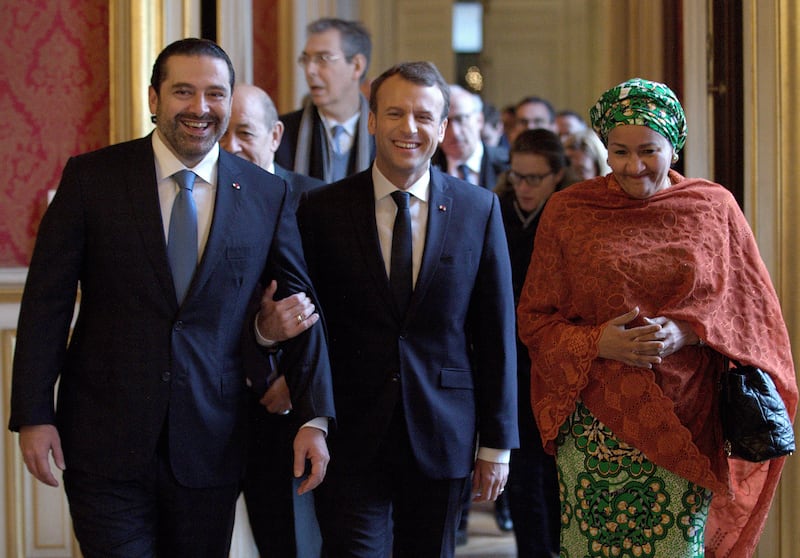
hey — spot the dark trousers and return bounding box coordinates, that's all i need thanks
[242,395,323,558]
[315,408,468,558]
[507,441,560,557]
[63,440,239,558]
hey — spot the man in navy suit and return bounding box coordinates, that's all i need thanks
[431,84,509,190]
[9,39,334,558]
[294,61,519,557]
[221,83,325,558]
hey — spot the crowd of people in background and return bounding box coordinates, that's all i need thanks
[9,14,797,558]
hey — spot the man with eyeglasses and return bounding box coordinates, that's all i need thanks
[510,95,557,145]
[276,18,375,183]
[432,84,509,191]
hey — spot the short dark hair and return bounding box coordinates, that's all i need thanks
[511,129,568,174]
[369,61,450,121]
[308,18,372,80]
[515,96,556,123]
[150,38,235,94]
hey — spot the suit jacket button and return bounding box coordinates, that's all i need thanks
[161,371,171,382]
[174,321,183,331]
[392,372,400,382]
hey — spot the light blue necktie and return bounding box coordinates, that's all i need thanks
[329,125,349,181]
[168,169,198,304]
[331,125,345,155]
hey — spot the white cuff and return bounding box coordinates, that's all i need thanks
[300,417,329,436]
[477,447,511,464]
[254,312,279,348]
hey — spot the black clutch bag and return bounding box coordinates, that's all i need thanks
[720,359,795,462]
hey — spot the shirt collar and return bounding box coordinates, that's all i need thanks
[320,111,360,137]
[152,131,219,185]
[372,164,430,203]
[464,141,484,173]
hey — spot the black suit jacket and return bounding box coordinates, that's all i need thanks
[297,166,519,479]
[9,135,334,488]
[274,163,325,208]
[431,142,509,189]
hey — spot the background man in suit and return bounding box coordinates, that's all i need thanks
[293,61,519,557]
[221,83,325,558]
[9,39,334,558]
[275,18,375,182]
[511,95,557,144]
[432,84,509,190]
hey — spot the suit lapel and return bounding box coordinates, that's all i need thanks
[413,168,452,314]
[125,136,178,306]
[188,151,243,298]
[348,172,400,317]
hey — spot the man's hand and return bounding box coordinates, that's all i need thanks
[293,427,329,495]
[260,375,293,415]
[256,280,320,342]
[19,424,65,487]
[471,458,508,502]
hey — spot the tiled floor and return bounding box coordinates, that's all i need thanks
[455,501,515,557]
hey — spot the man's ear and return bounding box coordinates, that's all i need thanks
[438,117,448,143]
[351,53,367,82]
[148,86,158,116]
[269,121,285,153]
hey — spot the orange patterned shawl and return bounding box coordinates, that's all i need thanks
[517,171,797,557]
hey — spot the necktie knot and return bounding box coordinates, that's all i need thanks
[173,169,196,192]
[458,163,472,183]
[391,190,411,210]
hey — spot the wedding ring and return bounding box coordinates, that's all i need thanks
[280,409,291,415]
[296,313,304,324]
[499,488,505,494]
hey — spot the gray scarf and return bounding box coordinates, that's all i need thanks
[293,94,372,183]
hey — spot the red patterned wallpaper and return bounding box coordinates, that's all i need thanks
[252,0,279,102]
[0,1,109,267]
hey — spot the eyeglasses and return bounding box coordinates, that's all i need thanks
[508,170,553,186]
[448,112,479,125]
[297,53,343,67]
[516,117,551,129]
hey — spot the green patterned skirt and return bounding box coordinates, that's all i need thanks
[556,401,712,558]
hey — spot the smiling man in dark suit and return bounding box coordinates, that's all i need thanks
[9,38,333,558]
[293,61,519,557]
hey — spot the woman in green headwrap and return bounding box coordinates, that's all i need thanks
[517,78,797,557]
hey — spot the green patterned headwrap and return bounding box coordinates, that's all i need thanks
[590,78,687,152]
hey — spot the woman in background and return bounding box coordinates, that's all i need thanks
[517,78,797,556]
[563,127,611,180]
[495,128,574,557]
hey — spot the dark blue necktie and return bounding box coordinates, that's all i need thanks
[168,169,198,304]
[390,191,413,314]
[458,163,473,184]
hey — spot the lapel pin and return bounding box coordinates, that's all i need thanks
[232,182,241,190]
[438,205,447,212]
